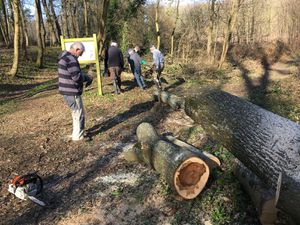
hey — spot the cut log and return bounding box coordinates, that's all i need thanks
[154,88,300,223]
[233,159,278,225]
[164,135,221,169]
[124,122,210,199]
[153,90,185,110]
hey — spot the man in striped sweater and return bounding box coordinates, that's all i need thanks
[58,42,93,141]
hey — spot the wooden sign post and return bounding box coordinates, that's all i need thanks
[60,34,103,95]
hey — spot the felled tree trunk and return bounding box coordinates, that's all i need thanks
[164,135,220,170]
[154,88,300,222]
[233,159,278,225]
[124,123,210,199]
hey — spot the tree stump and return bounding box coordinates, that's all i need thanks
[124,122,210,199]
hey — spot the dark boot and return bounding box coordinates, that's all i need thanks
[154,78,162,90]
[113,80,120,94]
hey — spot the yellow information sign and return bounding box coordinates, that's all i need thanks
[60,34,103,95]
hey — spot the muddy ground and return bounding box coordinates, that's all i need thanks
[1,46,299,225]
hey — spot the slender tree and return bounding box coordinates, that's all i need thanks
[68,0,75,37]
[170,0,180,62]
[61,0,69,37]
[83,0,88,36]
[18,3,27,59]
[49,0,61,42]
[74,0,80,37]
[19,2,28,47]
[41,0,59,45]
[219,0,242,68]
[97,0,110,55]
[35,0,43,68]
[0,0,10,46]
[207,0,216,63]
[155,0,161,49]
[8,0,19,76]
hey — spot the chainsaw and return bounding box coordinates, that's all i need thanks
[8,173,46,206]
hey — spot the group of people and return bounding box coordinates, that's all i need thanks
[58,41,165,141]
[104,42,165,93]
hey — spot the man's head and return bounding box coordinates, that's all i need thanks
[111,41,118,47]
[134,46,140,52]
[150,45,156,53]
[69,42,85,57]
[128,48,134,55]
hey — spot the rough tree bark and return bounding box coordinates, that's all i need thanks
[8,0,19,76]
[124,122,210,199]
[156,87,300,223]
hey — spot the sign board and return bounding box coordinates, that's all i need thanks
[64,41,96,62]
[60,34,103,95]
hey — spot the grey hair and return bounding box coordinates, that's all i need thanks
[70,42,85,52]
[111,42,118,47]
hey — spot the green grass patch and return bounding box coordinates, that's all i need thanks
[25,78,57,97]
[0,99,18,116]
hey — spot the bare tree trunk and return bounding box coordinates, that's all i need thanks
[155,0,160,49]
[218,0,242,69]
[74,0,80,37]
[18,3,27,59]
[49,0,61,42]
[207,0,216,63]
[170,0,180,62]
[0,0,10,46]
[97,0,110,56]
[0,17,9,46]
[61,0,69,38]
[68,0,75,37]
[41,0,59,45]
[8,0,19,76]
[7,0,14,41]
[19,2,28,47]
[35,0,43,68]
[40,10,46,48]
[83,0,88,36]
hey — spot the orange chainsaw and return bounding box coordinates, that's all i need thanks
[8,173,45,206]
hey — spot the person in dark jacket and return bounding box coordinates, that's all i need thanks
[58,42,93,141]
[107,41,124,94]
[128,48,146,90]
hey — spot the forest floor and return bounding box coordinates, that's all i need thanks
[0,44,300,225]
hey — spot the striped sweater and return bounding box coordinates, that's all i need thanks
[58,51,83,96]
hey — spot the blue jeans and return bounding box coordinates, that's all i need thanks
[63,95,85,140]
[134,68,145,89]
